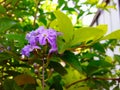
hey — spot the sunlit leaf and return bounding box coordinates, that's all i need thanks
[49,19,59,31]
[101,29,120,40]
[54,10,73,42]
[96,24,107,34]
[72,27,105,46]
[57,36,70,54]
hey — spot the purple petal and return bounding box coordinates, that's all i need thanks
[21,45,40,57]
[26,31,36,40]
[35,26,45,34]
[49,43,58,54]
[38,36,47,45]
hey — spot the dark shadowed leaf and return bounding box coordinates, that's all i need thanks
[14,74,36,86]
[49,75,63,90]
[49,61,67,75]
[0,5,6,14]
[113,85,119,90]
[3,79,22,90]
[4,70,21,76]
[5,33,26,47]
[0,52,12,62]
[60,51,82,73]
[92,42,105,53]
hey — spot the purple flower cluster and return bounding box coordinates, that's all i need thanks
[21,26,60,57]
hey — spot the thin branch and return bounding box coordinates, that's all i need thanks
[66,77,89,89]
[90,0,110,26]
[33,1,40,27]
[42,58,45,90]
[66,77,120,89]
[0,0,6,4]
[14,0,20,7]
[93,77,120,81]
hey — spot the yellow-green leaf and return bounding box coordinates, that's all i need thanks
[96,24,107,34]
[54,10,73,42]
[101,29,120,40]
[72,27,105,46]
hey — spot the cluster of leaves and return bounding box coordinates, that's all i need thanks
[0,0,120,90]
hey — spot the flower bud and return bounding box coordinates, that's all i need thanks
[34,69,39,75]
[33,63,40,69]
[33,63,37,68]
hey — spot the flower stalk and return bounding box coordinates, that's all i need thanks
[42,58,45,90]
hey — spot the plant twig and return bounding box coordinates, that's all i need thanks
[0,0,6,4]
[93,77,120,81]
[42,58,45,90]
[33,1,40,27]
[90,0,110,26]
[66,77,120,89]
[66,77,89,89]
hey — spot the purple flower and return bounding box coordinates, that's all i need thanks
[49,42,58,53]
[21,26,60,57]
[37,28,58,45]
[37,28,59,53]
[26,31,38,45]
[35,26,45,34]
[26,26,45,45]
[21,45,40,57]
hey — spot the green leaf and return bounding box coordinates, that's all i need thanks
[60,51,82,73]
[72,27,105,46]
[5,33,26,47]
[49,75,63,90]
[54,10,73,42]
[3,79,22,90]
[57,36,70,54]
[23,84,36,90]
[90,68,109,76]
[49,19,59,31]
[92,42,105,53]
[0,5,6,14]
[49,61,67,75]
[0,18,16,32]
[11,0,19,6]
[85,0,98,5]
[101,29,120,40]
[114,54,120,64]
[88,60,112,68]
[58,0,65,8]
[14,74,36,86]
[96,24,107,34]
[87,60,112,76]
[113,85,119,90]
[0,52,12,62]
[4,70,21,76]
